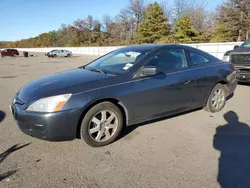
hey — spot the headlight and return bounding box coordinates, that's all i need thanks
[223,55,230,62]
[26,94,72,112]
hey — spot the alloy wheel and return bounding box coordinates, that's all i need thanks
[88,110,118,142]
[211,88,225,110]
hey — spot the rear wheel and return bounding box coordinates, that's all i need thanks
[53,54,57,58]
[80,102,123,147]
[204,83,227,113]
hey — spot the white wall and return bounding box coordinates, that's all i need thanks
[185,42,242,59]
[2,42,243,60]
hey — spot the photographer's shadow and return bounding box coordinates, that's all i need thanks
[214,111,250,188]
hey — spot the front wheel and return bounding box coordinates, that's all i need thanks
[80,102,123,147]
[204,83,227,113]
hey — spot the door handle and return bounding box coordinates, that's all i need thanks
[183,80,191,84]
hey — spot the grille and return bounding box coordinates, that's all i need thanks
[231,53,250,65]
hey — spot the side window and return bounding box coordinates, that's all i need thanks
[147,49,188,72]
[188,51,209,66]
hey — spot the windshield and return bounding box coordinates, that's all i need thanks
[241,39,250,48]
[84,48,149,74]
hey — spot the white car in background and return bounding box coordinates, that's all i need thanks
[45,50,72,57]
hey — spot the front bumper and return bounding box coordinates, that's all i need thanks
[236,66,250,83]
[11,103,81,141]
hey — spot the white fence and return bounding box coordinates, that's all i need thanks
[3,42,243,60]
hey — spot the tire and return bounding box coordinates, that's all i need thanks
[80,102,123,147]
[53,54,57,58]
[204,83,227,113]
[65,54,70,57]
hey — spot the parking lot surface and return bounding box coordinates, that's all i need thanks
[1,54,250,188]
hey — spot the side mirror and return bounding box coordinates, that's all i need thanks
[234,45,239,49]
[141,66,160,76]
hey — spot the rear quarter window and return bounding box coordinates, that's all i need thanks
[187,50,211,66]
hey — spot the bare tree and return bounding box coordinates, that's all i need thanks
[125,0,145,29]
[102,14,113,34]
[86,15,94,30]
[185,0,208,32]
[172,0,191,20]
[234,0,250,41]
[73,19,87,30]
[117,9,134,41]
[158,1,174,26]
[93,20,102,32]
[109,22,124,42]
[246,3,250,39]
[201,10,217,41]
[216,0,250,41]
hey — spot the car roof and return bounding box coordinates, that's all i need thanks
[120,44,197,52]
[119,44,219,61]
[119,44,164,52]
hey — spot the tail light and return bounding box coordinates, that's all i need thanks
[232,64,235,71]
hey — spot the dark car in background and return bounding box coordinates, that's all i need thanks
[11,44,237,147]
[1,48,19,57]
[223,39,250,83]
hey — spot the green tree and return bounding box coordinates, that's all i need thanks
[210,22,233,42]
[173,15,200,43]
[134,2,169,43]
[211,0,250,42]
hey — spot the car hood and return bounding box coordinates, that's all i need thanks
[17,68,112,104]
[225,47,250,55]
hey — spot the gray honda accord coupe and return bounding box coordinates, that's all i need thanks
[11,44,237,147]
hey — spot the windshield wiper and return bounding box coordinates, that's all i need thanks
[87,67,106,74]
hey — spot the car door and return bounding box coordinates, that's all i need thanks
[8,49,12,56]
[5,49,10,56]
[186,49,217,107]
[60,50,66,56]
[10,49,14,56]
[56,50,61,56]
[63,50,67,56]
[2,49,7,56]
[126,48,197,123]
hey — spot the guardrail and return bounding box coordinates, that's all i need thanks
[1,42,243,60]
